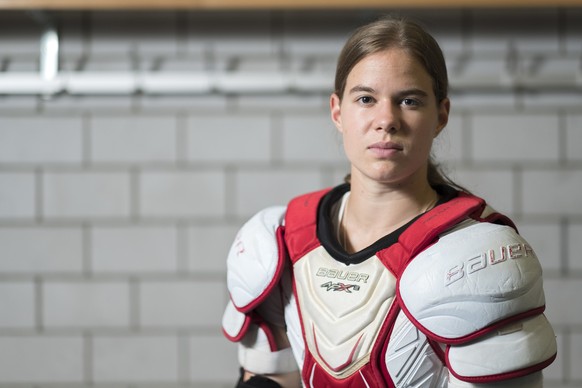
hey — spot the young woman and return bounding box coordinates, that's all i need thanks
[222,16,557,388]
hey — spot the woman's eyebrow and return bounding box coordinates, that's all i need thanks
[395,88,429,98]
[348,85,377,94]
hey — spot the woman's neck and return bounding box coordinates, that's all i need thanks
[341,173,438,253]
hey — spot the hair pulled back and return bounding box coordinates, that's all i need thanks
[335,16,462,191]
[334,16,448,103]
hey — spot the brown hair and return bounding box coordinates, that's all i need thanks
[336,16,464,191]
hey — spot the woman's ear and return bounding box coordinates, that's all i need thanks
[435,97,450,137]
[330,93,343,133]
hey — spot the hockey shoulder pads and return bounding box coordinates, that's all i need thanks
[222,206,297,375]
[398,220,556,381]
[226,206,287,313]
[446,314,556,383]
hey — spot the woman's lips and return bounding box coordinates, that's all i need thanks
[368,141,403,157]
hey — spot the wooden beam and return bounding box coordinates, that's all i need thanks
[0,0,581,9]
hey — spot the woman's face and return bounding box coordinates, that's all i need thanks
[330,48,449,188]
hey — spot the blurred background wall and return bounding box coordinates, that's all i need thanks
[0,6,581,388]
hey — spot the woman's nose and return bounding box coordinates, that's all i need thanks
[375,102,399,132]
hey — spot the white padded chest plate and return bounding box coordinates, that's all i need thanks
[400,221,545,342]
[293,246,396,378]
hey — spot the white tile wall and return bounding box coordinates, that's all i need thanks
[43,171,131,219]
[139,170,225,218]
[522,170,582,216]
[43,281,130,328]
[470,114,560,163]
[91,115,178,164]
[281,115,345,163]
[0,8,580,388]
[92,335,179,382]
[91,226,178,273]
[568,223,582,272]
[0,117,83,164]
[187,115,272,163]
[0,172,35,219]
[0,227,83,273]
[139,281,225,327]
[0,282,35,328]
[0,336,84,382]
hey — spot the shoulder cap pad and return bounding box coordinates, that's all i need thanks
[399,221,545,343]
[447,314,557,382]
[227,206,286,312]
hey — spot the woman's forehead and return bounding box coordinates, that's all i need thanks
[345,49,434,92]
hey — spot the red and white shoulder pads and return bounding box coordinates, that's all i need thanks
[399,220,545,344]
[226,206,287,313]
[447,314,556,383]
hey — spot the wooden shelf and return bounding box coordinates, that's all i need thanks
[1,0,581,9]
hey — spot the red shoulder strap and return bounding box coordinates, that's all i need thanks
[379,192,486,277]
[284,188,331,264]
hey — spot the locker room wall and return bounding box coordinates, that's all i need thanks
[0,8,581,387]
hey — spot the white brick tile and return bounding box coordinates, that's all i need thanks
[93,335,178,382]
[470,9,560,54]
[449,92,517,111]
[522,170,582,216]
[544,278,582,326]
[521,91,582,111]
[187,12,274,56]
[43,172,131,219]
[187,224,238,273]
[0,117,83,164]
[518,222,562,273]
[566,114,582,161]
[186,115,270,163]
[43,281,129,328]
[189,335,239,383]
[281,115,345,163]
[542,329,564,381]
[329,167,351,188]
[139,280,225,327]
[433,115,463,163]
[0,336,83,383]
[90,12,178,56]
[139,170,225,218]
[0,172,35,219]
[0,96,38,112]
[571,332,582,381]
[91,115,177,164]
[91,226,177,273]
[0,227,82,273]
[234,169,322,217]
[0,282,34,328]
[470,114,559,163]
[568,223,582,272]
[235,94,328,112]
[449,168,515,215]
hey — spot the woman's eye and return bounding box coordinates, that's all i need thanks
[357,96,374,105]
[402,98,419,106]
